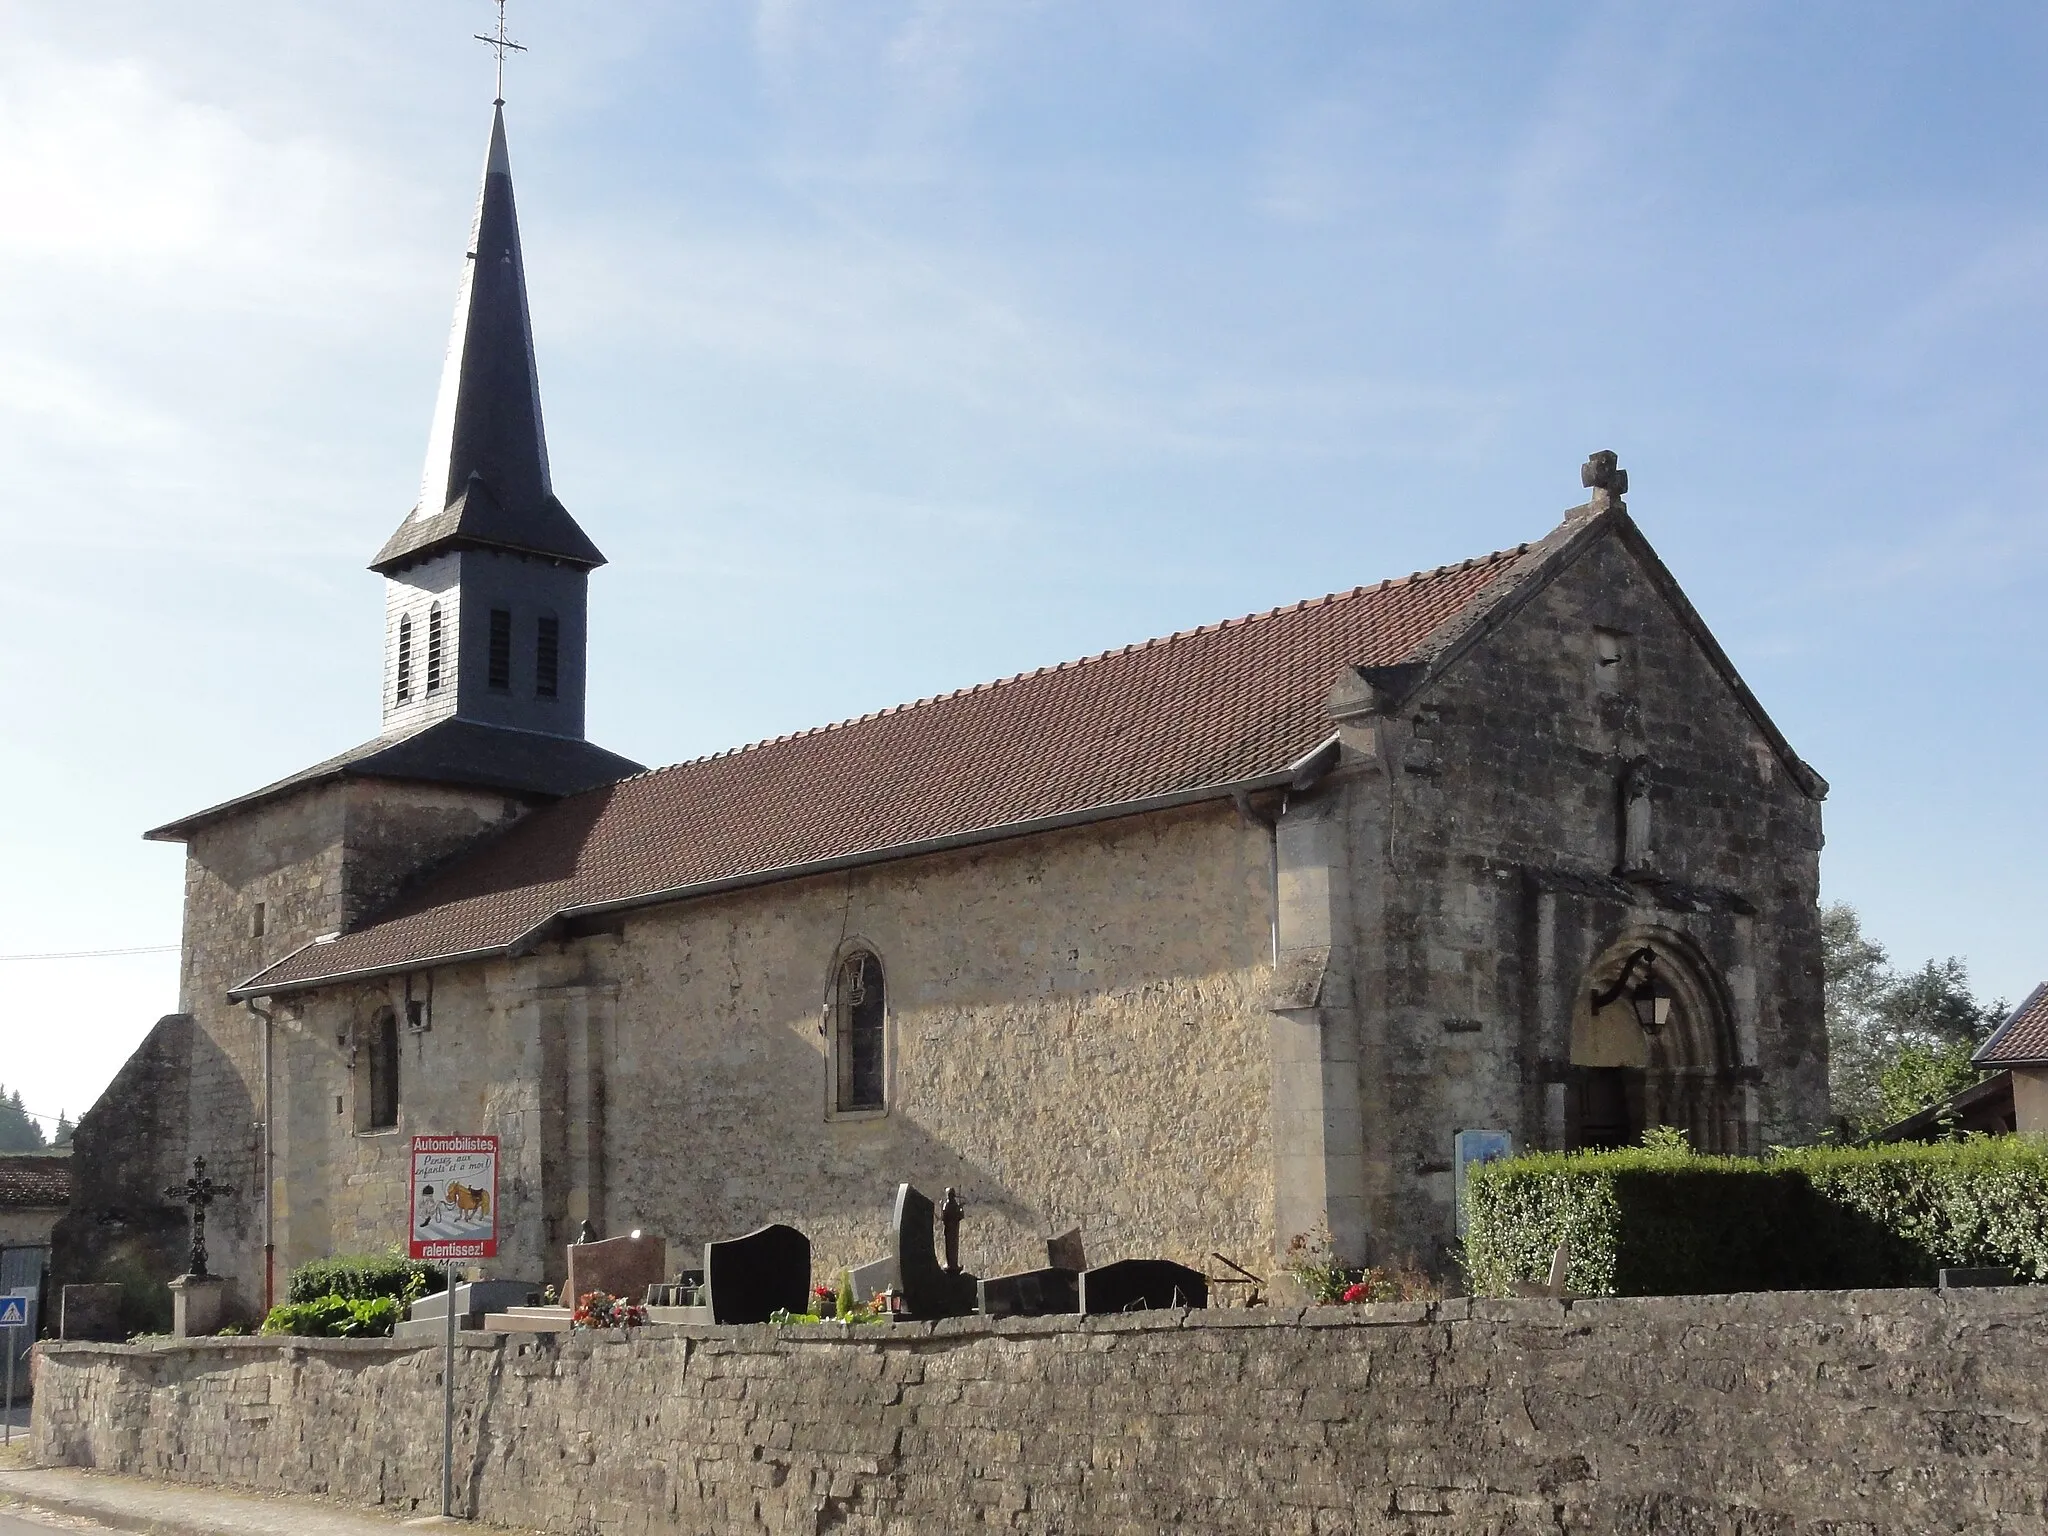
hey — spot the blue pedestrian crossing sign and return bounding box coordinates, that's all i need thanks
[0,1295,26,1328]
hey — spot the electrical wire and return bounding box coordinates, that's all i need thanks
[0,945,177,961]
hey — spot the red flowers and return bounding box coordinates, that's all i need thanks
[1340,1282,1372,1304]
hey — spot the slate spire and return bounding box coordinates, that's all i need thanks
[372,105,603,573]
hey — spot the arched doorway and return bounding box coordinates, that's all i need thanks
[1567,929,1743,1154]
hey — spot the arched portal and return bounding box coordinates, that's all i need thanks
[1567,928,1743,1154]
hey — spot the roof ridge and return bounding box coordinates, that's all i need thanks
[612,540,1529,791]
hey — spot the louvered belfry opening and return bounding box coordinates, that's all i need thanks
[395,615,414,704]
[536,615,560,699]
[488,608,512,690]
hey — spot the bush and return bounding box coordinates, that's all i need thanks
[285,1252,443,1305]
[259,1294,402,1337]
[1463,1135,2048,1298]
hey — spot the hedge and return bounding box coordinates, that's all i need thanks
[285,1252,444,1305]
[1463,1136,2048,1298]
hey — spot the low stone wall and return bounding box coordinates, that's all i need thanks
[31,1288,2048,1535]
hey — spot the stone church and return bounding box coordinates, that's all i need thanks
[57,104,1829,1322]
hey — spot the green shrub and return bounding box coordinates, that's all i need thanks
[1463,1135,2048,1298]
[285,1251,442,1305]
[259,1294,402,1338]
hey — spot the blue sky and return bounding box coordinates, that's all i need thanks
[2,1,2042,1129]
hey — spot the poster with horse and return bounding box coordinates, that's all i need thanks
[409,1135,499,1261]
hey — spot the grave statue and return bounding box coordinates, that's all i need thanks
[892,1184,977,1319]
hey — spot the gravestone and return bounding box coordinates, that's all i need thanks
[845,1255,897,1304]
[59,1284,125,1343]
[978,1267,1079,1319]
[565,1234,667,1305]
[704,1224,811,1324]
[892,1184,976,1319]
[1077,1259,1207,1313]
[1046,1228,1087,1272]
[401,1279,544,1338]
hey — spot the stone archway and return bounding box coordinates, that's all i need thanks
[1567,927,1744,1154]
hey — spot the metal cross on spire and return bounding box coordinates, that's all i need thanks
[475,0,527,106]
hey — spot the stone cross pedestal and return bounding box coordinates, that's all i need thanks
[168,1274,226,1339]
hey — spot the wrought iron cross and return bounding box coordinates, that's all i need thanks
[164,1157,237,1278]
[475,0,528,106]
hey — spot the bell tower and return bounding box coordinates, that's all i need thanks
[370,104,606,745]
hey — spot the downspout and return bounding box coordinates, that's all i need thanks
[245,998,275,1314]
[1233,788,1289,966]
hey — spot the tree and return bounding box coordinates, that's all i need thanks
[1822,903,2007,1136]
[1874,1042,1983,1131]
[52,1111,74,1148]
[0,1087,46,1152]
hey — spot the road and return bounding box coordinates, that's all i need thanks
[0,1511,111,1533]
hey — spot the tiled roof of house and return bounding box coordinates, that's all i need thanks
[1975,983,2048,1068]
[237,530,1551,997]
[0,1154,71,1209]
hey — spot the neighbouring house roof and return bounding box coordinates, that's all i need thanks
[1866,1069,2017,1144]
[231,498,1825,1001]
[144,719,645,843]
[1975,984,2048,1068]
[0,1154,72,1210]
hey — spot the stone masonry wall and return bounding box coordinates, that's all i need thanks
[277,804,1275,1290]
[32,1287,2048,1535]
[1333,518,1828,1269]
[57,779,535,1325]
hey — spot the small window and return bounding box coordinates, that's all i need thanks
[488,609,512,691]
[366,1008,400,1130]
[535,615,559,699]
[426,603,444,693]
[1593,628,1633,694]
[249,902,266,939]
[833,951,886,1113]
[395,614,414,704]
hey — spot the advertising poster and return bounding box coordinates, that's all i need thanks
[409,1135,499,1261]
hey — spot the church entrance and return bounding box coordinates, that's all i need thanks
[1566,930,1742,1154]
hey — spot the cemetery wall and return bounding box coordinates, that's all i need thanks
[32,1287,2047,1536]
[276,803,1278,1291]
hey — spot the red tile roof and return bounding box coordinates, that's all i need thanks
[0,1154,70,1209]
[1976,984,2048,1067]
[238,538,1542,996]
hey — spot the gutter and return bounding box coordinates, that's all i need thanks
[228,735,1345,1002]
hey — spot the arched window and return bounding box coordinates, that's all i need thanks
[426,603,444,693]
[833,950,886,1113]
[366,1008,400,1130]
[395,615,414,704]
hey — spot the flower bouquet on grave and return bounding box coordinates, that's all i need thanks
[571,1291,648,1330]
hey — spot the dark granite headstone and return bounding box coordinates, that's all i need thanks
[1078,1259,1208,1314]
[1046,1228,1087,1272]
[892,1183,976,1319]
[978,1267,1079,1319]
[704,1223,812,1324]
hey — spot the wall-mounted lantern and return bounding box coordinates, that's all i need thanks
[1591,947,1673,1036]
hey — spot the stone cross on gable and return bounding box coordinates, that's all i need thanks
[1582,449,1628,511]
[164,1157,237,1279]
